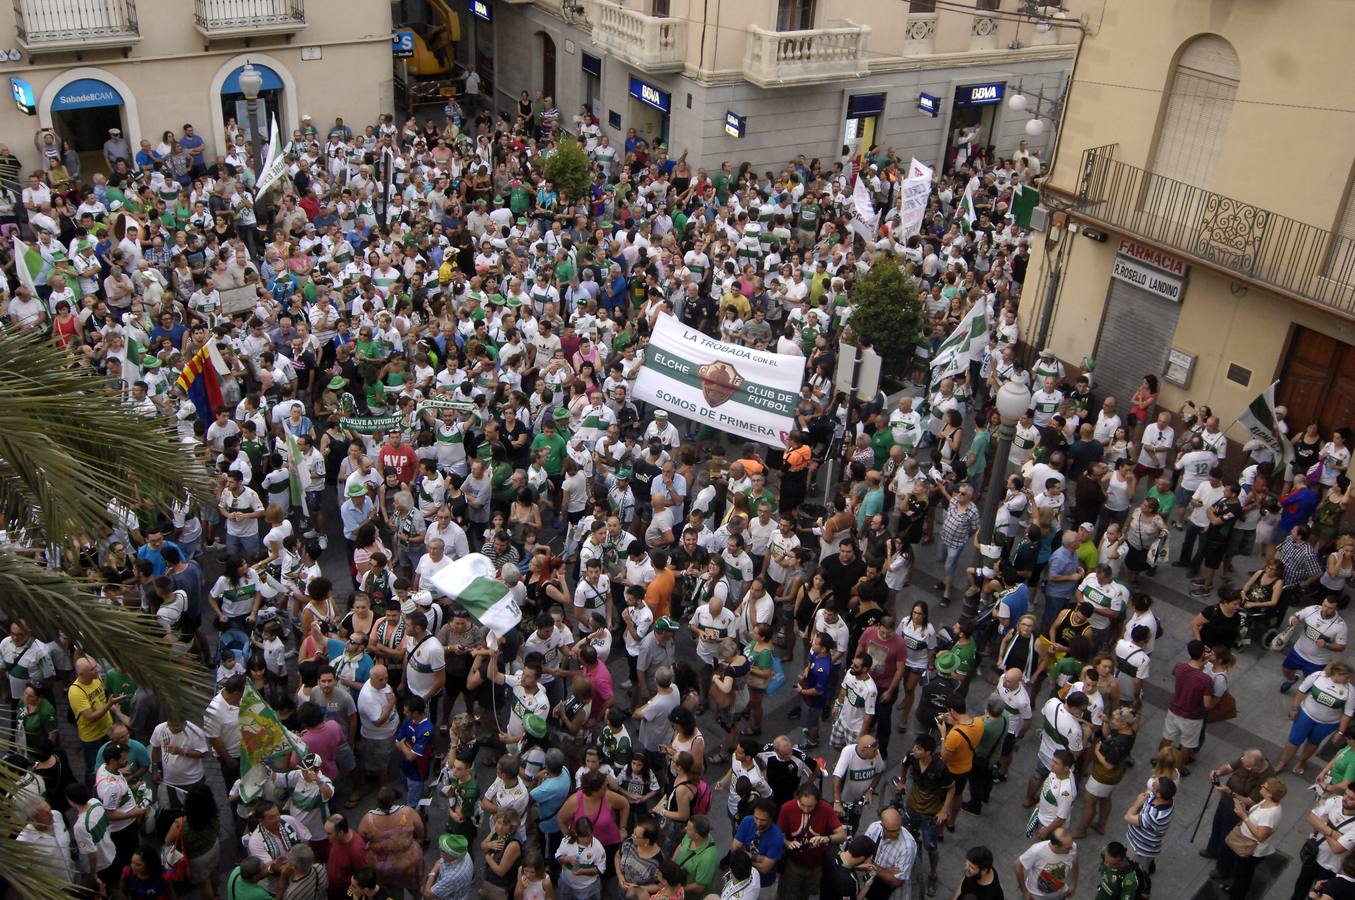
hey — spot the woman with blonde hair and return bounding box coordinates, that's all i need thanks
[1276,660,1355,775]
[1212,776,1286,898]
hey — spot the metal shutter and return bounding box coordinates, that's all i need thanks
[1149,36,1239,189]
[1092,276,1183,406]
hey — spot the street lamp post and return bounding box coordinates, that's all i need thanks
[964,381,1033,625]
[238,62,264,173]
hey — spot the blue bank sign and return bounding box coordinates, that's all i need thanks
[11,77,36,116]
[628,76,670,113]
[724,111,746,138]
[917,92,939,116]
[53,78,123,111]
[469,0,491,21]
[955,82,1004,105]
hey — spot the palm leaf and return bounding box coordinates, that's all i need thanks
[0,752,92,900]
[0,553,214,719]
[0,326,213,543]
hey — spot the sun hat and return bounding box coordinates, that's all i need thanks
[935,650,960,676]
[344,481,368,497]
[438,833,468,858]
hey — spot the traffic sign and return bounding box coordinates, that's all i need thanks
[392,31,415,58]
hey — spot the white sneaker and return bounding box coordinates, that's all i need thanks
[318,536,329,551]
[302,529,318,539]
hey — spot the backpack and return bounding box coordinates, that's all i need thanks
[691,778,713,816]
[1125,860,1152,899]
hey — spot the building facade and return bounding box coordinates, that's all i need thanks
[1,0,391,169]
[460,0,1079,173]
[1020,0,1355,438]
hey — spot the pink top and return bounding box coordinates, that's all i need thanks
[296,719,343,778]
[572,789,622,845]
[584,661,614,719]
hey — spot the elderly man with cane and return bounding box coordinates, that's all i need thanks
[1198,750,1274,860]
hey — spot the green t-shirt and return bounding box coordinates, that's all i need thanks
[17,697,57,744]
[713,172,731,204]
[976,711,1008,759]
[870,429,894,468]
[227,868,274,900]
[1331,746,1355,789]
[1049,657,1084,696]
[531,431,567,475]
[951,639,977,677]
[103,670,138,718]
[1094,860,1143,900]
[1145,485,1176,519]
[967,428,992,473]
[509,185,531,214]
[1076,540,1099,573]
[674,836,721,895]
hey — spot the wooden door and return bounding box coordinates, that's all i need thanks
[1278,326,1355,436]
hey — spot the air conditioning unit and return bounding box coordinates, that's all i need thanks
[1029,206,1051,233]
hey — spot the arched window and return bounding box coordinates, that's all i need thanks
[1149,35,1239,189]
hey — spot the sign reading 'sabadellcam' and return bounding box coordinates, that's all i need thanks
[633,313,801,448]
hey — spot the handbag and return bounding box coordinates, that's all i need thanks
[161,819,191,883]
[765,655,787,696]
[1205,691,1238,723]
[1224,823,1259,858]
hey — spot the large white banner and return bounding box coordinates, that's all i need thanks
[851,174,877,243]
[253,117,288,197]
[634,314,802,448]
[898,157,933,238]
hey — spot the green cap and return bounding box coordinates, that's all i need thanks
[654,617,680,632]
[439,833,469,858]
[141,354,161,368]
[935,650,960,676]
[616,467,633,480]
[523,713,548,739]
[506,295,522,307]
[345,481,368,498]
[552,407,572,422]
[516,216,528,225]
[327,375,347,390]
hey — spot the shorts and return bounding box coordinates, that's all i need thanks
[1229,528,1257,557]
[1202,538,1228,570]
[1033,759,1051,782]
[1290,710,1341,748]
[360,735,395,775]
[1161,710,1205,749]
[903,806,940,852]
[1085,775,1117,799]
[1175,484,1195,510]
[1002,732,1019,756]
[801,701,824,729]
[829,717,861,749]
[1133,464,1162,481]
[1283,650,1326,677]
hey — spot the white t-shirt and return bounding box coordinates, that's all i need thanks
[690,604,738,664]
[404,633,445,699]
[1188,481,1225,529]
[1018,841,1077,899]
[1295,606,1349,666]
[1138,423,1175,469]
[832,742,887,805]
[203,693,241,758]
[1240,802,1283,857]
[623,603,654,656]
[836,672,878,737]
[1299,671,1355,724]
[149,721,209,787]
[998,682,1033,735]
[1311,796,1355,872]
[504,673,550,739]
[72,802,117,875]
[1036,697,1083,768]
[1077,574,1128,632]
[557,836,608,890]
[1035,771,1076,827]
[897,620,937,670]
[357,681,399,740]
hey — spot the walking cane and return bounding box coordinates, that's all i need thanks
[1189,779,1216,843]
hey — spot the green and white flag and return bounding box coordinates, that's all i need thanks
[1010,182,1040,229]
[959,183,978,234]
[253,117,288,197]
[1235,380,1294,473]
[12,235,43,293]
[429,553,522,637]
[930,300,989,379]
[286,431,311,516]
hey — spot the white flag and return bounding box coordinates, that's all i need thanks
[851,174,877,243]
[930,300,989,378]
[898,158,933,239]
[429,553,523,637]
[1235,381,1294,474]
[253,117,288,197]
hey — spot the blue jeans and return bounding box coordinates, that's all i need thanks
[225,532,261,558]
[403,774,426,808]
[938,543,965,578]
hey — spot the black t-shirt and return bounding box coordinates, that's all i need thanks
[820,858,865,900]
[670,544,709,576]
[631,457,662,507]
[1199,604,1241,649]
[1067,440,1104,481]
[820,555,866,607]
[957,873,1007,900]
[1206,497,1242,540]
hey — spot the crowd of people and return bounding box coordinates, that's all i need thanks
[1,88,1354,900]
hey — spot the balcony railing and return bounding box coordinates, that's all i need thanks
[903,13,936,55]
[1077,145,1355,317]
[14,0,140,51]
[194,0,305,39]
[591,0,685,74]
[743,20,870,88]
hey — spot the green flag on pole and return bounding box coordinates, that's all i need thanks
[1011,183,1040,229]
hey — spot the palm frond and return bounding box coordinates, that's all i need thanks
[0,552,214,719]
[0,752,92,900]
[0,326,213,544]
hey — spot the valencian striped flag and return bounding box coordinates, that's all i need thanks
[429,553,522,637]
[176,342,226,422]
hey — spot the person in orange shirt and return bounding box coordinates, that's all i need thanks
[738,445,766,479]
[645,549,675,619]
[940,694,986,830]
[781,433,813,514]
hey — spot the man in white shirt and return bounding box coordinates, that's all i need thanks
[689,595,737,700]
[1176,467,1224,572]
[149,719,210,799]
[1172,437,1218,527]
[1030,376,1063,429]
[1136,411,1175,479]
